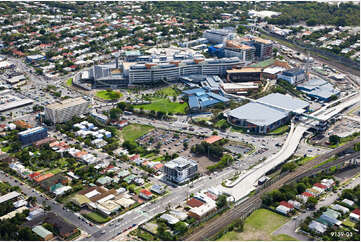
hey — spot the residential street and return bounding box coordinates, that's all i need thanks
[272,170,360,240]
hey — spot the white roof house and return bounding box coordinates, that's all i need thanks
[160,214,180,225]
[330,204,349,214]
[0,191,20,204]
[342,199,354,207]
[276,205,291,215]
[308,220,327,234]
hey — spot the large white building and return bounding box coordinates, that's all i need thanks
[45,97,89,124]
[127,57,241,84]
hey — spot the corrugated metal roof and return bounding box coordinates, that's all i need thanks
[228,102,288,126]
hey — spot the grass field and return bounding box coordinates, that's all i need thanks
[156,86,180,96]
[66,78,73,87]
[249,58,275,68]
[119,123,153,143]
[269,125,290,135]
[96,90,123,100]
[218,209,292,241]
[135,98,187,114]
[84,212,110,224]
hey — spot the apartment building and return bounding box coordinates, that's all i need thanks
[44,97,89,124]
[164,157,198,184]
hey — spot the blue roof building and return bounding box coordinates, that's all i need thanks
[297,77,340,102]
[183,88,230,112]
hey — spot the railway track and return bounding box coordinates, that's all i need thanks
[186,140,359,241]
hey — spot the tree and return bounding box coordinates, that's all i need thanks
[216,194,228,208]
[306,196,318,209]
[296,183,307,194]
[237,25,247,34]
[329,135,341,145]
[109,108,121,120]
[174,221,187,235]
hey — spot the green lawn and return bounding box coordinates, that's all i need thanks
[215,119,228,129]
[329,132,360,148]
[230,126,247,134]
[48,168,63,175]
[269,125,290,135]
[342,218,355,228]
[119,123,153,143]
[66,78,73,87]
[83,212,110,224]
[295,156,316,166]
[96,90,123,100]
[135,98,187,114]
[1,146,11,152]
[249,58,275,68]
[313,156,337,169]
[272,234,298,241]
[156,86,180,96]
[218,209,290,241]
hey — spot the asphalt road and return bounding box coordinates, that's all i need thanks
[85,168,234,241]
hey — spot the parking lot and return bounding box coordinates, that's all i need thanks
[137,128,203,156]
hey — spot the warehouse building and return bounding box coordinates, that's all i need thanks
[45,97,89,124]
[18,127,48,145]
[227,93,309,133]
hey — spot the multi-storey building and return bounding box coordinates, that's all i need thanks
[203,29,236,44]
[45,97,89,124]
[127,57,241,84]
[164,157,198,184]
[18,126,48,145]
[252,37,273,60]
[223,40,256,65]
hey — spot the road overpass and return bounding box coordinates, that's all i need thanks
[219,93,359,201]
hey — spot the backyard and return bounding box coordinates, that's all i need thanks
[218,209,295,241]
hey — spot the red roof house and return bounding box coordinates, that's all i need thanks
[313,183,327,190]
[280,201,294,209]
[186,198,205,208]
[352,208,360,215]
[139,189,153,200]
[302,192,314,197]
